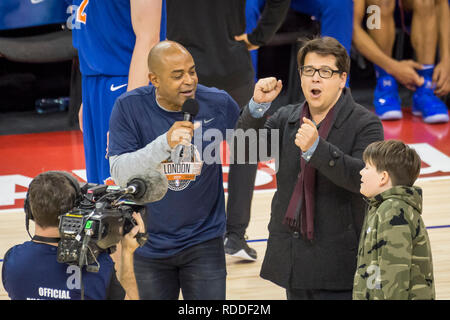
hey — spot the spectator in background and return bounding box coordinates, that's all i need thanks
[353,0,449,123]
[246,0,267,83]
[165,0,291,261]
[246,0,354,81]
[70,0,165,184]
[289,0,354,55]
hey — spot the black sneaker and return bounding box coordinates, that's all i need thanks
[224,233,257,261]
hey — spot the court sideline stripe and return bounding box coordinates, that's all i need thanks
[1,224,448,263]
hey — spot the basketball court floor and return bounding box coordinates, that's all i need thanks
[1,108,449,300]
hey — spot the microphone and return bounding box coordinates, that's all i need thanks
[182,98,199,121]
[125,179,146,199]
[172,99,200,164]
[124,170,168,204]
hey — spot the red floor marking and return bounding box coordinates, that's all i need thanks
[383,109,450,156]
[0,130,85,176]
[382,109,450,179]
[0,130,85,210]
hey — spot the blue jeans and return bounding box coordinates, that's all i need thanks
[133,237,227,300]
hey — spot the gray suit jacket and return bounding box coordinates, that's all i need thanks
[237,88,384,290]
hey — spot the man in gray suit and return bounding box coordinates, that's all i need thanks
[236,37,384,300]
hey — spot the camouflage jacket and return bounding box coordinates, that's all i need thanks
[353,186,435,300]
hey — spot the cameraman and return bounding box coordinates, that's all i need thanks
[1,171,144,300]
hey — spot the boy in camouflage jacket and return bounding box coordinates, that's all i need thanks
[353,140,435,300]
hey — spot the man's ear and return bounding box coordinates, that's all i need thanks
[149,72,159,88]
[339,72,347,89]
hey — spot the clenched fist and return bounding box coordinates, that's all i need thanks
[295,117,318,152]
[253,77,283,104]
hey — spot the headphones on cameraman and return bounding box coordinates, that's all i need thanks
[24,171,83,242]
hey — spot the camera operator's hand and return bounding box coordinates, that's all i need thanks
[121,212,145,253]
[118,212,145,300]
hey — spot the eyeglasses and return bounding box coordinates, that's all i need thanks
[298,66,343,79]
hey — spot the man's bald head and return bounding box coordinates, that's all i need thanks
[148,40,192,76]
[147,40,198,111]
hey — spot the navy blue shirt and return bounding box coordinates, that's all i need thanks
[2,241,122,300]
[108,84,240,258]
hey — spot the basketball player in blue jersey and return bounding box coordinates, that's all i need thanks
[353,0,449,123]
[70,0,165,184]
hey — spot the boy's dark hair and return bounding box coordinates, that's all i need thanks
[28,172,78,228]
[363,140,421,187]
[297,36,350,74]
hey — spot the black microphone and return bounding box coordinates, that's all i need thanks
[124,170,168,204]
[182,98,199,121]
[125,178,146,199]
[172,99,200,164]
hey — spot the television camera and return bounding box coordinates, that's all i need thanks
[57,179,149,272]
